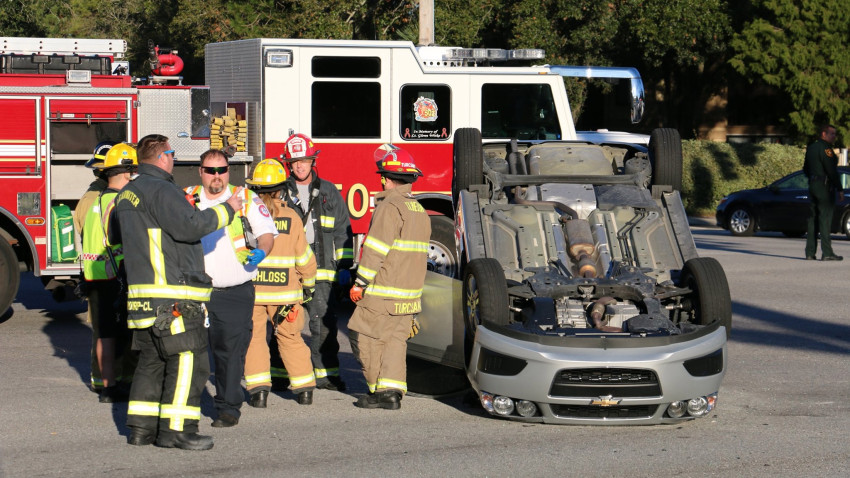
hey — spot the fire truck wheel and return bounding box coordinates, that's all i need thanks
[648,128,683,193]
[428,215,458,278]
[452,128,484,206]
[0,238,20,316]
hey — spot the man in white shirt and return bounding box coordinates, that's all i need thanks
[186,149,277,428]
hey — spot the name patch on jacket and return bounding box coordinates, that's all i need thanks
[274,217,291,234]
[405,201,425,213]
[394,302,422,314]
[117,190,140,207]
[255,269,289,286]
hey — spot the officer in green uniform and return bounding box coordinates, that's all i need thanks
[804,124,844,261]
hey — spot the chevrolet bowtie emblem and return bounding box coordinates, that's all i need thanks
[590,395,621,407]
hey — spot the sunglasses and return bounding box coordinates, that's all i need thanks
[161,149,177,159]
[201,166,229,175]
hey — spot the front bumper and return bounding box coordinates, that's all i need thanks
[467,324,727,425]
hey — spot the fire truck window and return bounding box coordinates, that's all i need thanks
[399,85,451,140]
[481,84,561,140]
[312,82,380,138]
[49,122,127,154]
[312,57,381,78]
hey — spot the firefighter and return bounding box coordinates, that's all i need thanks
[74,142,112,394]
[279,133,354,391]
[111,134,244,450]
[80,143,138,403]
[348,145,431,410]
[243,159,318,407]
[186,150,277,428]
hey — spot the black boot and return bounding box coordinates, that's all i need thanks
[127,428,156,446]
[316,376,347,392]
[377,391,402,410]
[155,432,214,451]
[296,390,313,405]
[248,390,268,408]
[99,386,129,403]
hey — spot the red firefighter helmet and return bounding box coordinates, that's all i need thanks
[374,144,422,183]
[281,133,320,162]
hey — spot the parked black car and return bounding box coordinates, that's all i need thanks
[716,167,850,238]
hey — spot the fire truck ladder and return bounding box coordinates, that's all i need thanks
[0,37,126,58]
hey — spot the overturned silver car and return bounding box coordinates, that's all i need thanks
[409,127,730,425]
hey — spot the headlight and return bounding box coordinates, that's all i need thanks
[687,397,709,417]
[479,392,495,413]
[667,401,687,418]
[492,396,515,416]
[515,400,537,417]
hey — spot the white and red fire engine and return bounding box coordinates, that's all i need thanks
[0,36,645,313]
[203,38,645,277]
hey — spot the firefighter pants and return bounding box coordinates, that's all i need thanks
[208,281,255,419]
[126,324,209,435]
[303,282,342,384]
[348,304,410,395]
[245,304,316,393]
[87,279,136,389]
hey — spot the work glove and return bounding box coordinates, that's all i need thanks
[154,303,179,331]
[285,306,299,323]
[408,317,420,340]
[350,284,365,303]
[303,287,315,304]
[337,268,351,286]
[245,249,266,265]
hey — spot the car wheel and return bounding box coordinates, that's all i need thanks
[462,258,509,367]
[427,215,458,278]
[842,211,850,240]
[680,257,732,338]
[648,128,683,192]
[0,238,20,316]
[453,128,484,206]
[405,356,470,399]
[727,207,755,236]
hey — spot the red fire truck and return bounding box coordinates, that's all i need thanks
[0,37,239,313]
[1,36,646,314]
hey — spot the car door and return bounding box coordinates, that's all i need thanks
[757,171,810,232]
[829,170,850,233]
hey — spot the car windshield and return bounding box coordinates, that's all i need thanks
[773,172,807,190]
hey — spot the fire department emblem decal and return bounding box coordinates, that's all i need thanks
[413,96,438,122]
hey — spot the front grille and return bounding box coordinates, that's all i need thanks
[551,404,659,419]
[550,368,661,398]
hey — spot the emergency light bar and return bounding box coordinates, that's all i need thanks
[417,46,545,65]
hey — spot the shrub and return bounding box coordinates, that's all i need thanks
[681,140,806,217]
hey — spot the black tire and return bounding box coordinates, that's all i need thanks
[842,211,850,240]
[427,215,459,278]
[453,128,484,206]
[462,258,509,367]
[405,356,470,399]
[0,238,20,315]
[680,257,732,338]
[726,206,755,236]
[648,128,683,192]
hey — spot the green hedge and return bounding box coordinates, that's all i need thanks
[681,140,806,217]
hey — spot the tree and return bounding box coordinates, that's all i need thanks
[731,0,850,144]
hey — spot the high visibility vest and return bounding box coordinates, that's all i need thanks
[81,191,123,280]
[188,185,252,263]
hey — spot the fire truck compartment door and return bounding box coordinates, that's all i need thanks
[48,98,129,121]
[0,97,42,175]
